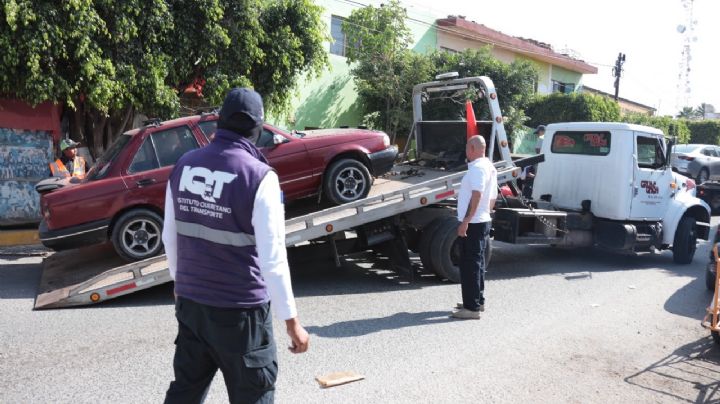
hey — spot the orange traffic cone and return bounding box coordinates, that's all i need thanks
[466,100,479,139]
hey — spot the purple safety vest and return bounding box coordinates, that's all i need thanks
[168,129,271,308]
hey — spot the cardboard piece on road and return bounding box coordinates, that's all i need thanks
[316,371,365,388]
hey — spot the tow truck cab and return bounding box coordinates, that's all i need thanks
[527,122,709,263]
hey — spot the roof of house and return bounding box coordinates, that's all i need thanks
[436,16,598,75]
[581,86,656,112]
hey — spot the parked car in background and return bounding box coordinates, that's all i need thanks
[671,144,720,183]
[38,114,397,261]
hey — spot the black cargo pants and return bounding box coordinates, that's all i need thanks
[164,298,277,404]
[460,221,491,311]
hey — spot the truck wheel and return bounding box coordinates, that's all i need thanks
[111,209,164,262]
[698,168,709,184]
[707,262,717,291]
[429,218,493,283]
[418,218,446,274]
[323,159,372,205]
[672,216,697,264]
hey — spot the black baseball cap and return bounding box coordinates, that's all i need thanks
[534,125,546,134]
[218,88,264,130]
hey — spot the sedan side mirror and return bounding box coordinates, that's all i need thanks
[273,134,286,146]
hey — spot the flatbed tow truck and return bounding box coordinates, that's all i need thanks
[34,74,541,309]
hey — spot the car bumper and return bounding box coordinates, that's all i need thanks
[368,145,398,176]
[39,218,110,251]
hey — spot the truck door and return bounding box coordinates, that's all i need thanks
[630,133,673,220]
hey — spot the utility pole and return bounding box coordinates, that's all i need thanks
[612,52,626,101]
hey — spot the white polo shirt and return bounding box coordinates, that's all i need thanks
[457,157,498,223]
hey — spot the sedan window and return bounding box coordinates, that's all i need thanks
[151,126,199,167]
[198,120,217,141]
[256,129,277,148]
[129,138,160,173]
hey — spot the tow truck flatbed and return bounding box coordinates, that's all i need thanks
[34,75,527,309]
[34,163,518,309]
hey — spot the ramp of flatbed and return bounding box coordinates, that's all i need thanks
[34,243,170,309]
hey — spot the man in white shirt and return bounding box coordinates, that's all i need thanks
[452,135,497,320]
[162,88,308,403]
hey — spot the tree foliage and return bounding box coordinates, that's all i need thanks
[685,119,720,144]
[623,113,691,143]
[0,0,327,155]
[343,1,537,140]
[677,106,699,119]
[525,92,621,127]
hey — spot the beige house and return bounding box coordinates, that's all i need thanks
[581,86,656,116]
[436,16,597,94]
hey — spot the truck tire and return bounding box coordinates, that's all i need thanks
[707,262,717,291]
[111,208,164,262]
[418,217,446,274]
[429,218,493,283]
[672,216,697,264]
[323,159,372,205]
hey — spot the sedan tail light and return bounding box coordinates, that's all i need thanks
[678,155,695,161]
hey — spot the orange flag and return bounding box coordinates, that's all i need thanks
[466,100,479,139]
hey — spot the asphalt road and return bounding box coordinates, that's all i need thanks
[2,231,720,403]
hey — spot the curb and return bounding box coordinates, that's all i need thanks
[0,229,40,247]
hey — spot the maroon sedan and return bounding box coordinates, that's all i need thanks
[39,114,397,261]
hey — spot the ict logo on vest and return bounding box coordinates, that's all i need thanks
[179,166,237,203]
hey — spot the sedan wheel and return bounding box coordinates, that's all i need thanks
[111,208,164,262]
[323,159,372,205]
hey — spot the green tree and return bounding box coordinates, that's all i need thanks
[0,0,327,155]
[695,103,709,120]
[343,1,537,141]
[342,0,423,139]
[677,106,698,119]
[623,113,691,143]
[525,92,621,128]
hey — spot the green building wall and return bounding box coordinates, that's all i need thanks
[268,0,437,131]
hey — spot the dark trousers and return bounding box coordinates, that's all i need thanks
[460,221,491,311]
[164,298,277,404]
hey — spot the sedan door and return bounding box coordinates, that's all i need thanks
[121,125,200,210]
[258,127,315,200]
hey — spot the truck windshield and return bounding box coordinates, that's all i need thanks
[550,131,611,156]
[85,134,132,180]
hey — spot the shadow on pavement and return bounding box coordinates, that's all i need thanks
[305,310,454,338]
[625,336,720,403]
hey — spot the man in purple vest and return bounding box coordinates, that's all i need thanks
[162,88,309,403]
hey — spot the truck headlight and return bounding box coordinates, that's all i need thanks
[382,133,390,148]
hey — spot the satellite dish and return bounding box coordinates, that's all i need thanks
[677,25,686,33]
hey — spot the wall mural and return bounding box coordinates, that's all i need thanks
[0,128,54,226]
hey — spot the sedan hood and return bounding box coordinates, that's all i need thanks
[300,128,381,141]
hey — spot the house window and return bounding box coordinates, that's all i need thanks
[552,80,576,94]
[330,15,346,56]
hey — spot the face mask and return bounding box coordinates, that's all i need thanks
[245,125,262,145]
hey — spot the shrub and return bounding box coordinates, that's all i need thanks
[525,92,621,128]
[623,114,691,143]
